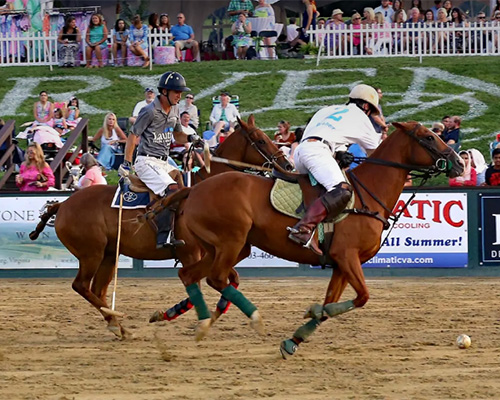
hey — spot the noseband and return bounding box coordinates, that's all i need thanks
[244,127,288,169]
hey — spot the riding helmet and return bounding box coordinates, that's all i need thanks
[348,84,379,112]
[157,71,191,93]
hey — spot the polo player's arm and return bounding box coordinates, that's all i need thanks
[124,133,137,163]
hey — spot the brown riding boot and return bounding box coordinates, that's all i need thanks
[155,184,185,249]
[287,183,353,256]
[287,197,328,256]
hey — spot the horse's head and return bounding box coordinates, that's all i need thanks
[236,115,294,171]
[392,121,464,178]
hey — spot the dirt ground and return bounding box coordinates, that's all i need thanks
[1,277,500,400]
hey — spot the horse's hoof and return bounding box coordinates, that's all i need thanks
[149,310,166,323]
[280,339,298,360]
[195,318,212,342]
[120,326,135,340]
[303,303,324,320]
[250,310,265,336]
[107,324,123,339]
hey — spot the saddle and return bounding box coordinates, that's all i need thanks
[128,169,185,204]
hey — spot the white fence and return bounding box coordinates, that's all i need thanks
[311,22,500,65]
[0,29,172,69]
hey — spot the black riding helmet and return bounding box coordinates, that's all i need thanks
[157,71,191,93]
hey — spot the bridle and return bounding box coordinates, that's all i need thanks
[243,126,290,170]
[345,123,458,229]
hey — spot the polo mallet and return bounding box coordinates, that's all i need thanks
[100,177,127,318]
[203,140,211,174]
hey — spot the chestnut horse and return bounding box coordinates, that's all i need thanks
[155,122,464,352]
[29,116,292,338]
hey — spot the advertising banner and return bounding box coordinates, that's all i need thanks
[479,195,500,264]
[363,192,468,268]
[0,195,133,269]
[144,247,298,268]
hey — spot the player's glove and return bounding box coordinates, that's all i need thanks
[335,151,355,169]
[188,134,201,143]
[118,160,132,178]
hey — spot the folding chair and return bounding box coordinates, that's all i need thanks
[258,30,278,60]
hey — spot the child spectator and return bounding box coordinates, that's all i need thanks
[15,143,55,191]
[90,113,127,170]
[53,108,68,136]
[112,19,129,66]
[76,153,107,189]
[65,96,81,129]
[468,148,487,185]
[85,13,108,68]
[484,148,500,186]
[431,122,445,138]
[449,150,477,186]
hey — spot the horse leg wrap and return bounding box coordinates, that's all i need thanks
[165,298,194,321]
[186,283,211,321]
[221,284,257,318]
[216,282,238,314]
[293,318,322,342]
[323,300,355,318]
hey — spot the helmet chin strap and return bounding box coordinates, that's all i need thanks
[162,89,176,107]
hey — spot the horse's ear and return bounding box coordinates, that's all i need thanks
[248,114,255,127]
[238,116,247,130]
[392,122,407,131]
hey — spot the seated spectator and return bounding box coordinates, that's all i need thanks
[431,122,445,138]
[468,148,487,185]
[449,150,477,186]
[484,148,500,186]
[85,13,108,68]
[289,127,304,164]
[274,120,295,145]
[231,13,253,60]
[91,112,127,170]
[57,16,81,67]
[492,11,500,50]
[443,115,461,150]
[325,9,345,56]
[158,14,171,45]
[443,0,452,21]
[471,12,488,53]
[76,153,107,189]
[362,7,376,26]
[112,19,129,66]
[148,13,161,47]
[209,91,240,144]
[128,15,150,68]
[129,88,156,125]
[15,143,55,191]
[434,7,449,51]
[179,93,199,130]
[286,17,300,45]
[53,108,68,136]
[449,7,467,53]
[180,111,196,136]
[410,0,424,13]
[404,8,423,52]
[65,96,81,129]
[171,13,199,62]
[368,13,391,55]
[33,91,54,128]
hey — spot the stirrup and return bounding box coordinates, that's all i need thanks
[156,239,185,250]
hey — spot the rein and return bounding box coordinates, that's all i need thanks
[344,124,455,230]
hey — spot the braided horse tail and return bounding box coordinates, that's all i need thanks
[29,202,61,240]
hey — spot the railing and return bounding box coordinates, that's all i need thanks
[0,29,172,69]
[50,118,89,190]
[310,22,500,65]
[0,120,16,190]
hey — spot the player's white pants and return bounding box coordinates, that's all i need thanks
[134,156,177,196]
[294,141,344,192]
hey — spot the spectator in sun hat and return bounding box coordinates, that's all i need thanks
[208,90,240,146]
[129,87,156,125]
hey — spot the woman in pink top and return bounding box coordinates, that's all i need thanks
[15,143,55,191]
[77,153,107,188]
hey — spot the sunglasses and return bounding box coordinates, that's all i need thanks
[353,17,361,20]
[186,96,194,99]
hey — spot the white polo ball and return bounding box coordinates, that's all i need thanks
[456,334,471,349]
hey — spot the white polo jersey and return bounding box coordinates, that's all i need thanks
[302,103,380,153]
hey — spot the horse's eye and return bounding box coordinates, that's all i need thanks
[426,135,435,141]
[258,139,266,145]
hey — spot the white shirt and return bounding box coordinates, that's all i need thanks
[132,100,152,118]
[303,103,380,153]
[181,124,196,136]
[179,102,199,128]
[209,103,240,125]
[374,5,395,24]
[287,24,299,42]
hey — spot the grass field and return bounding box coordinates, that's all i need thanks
[1,55,499,185]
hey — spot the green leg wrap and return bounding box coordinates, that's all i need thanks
[323,300,355,318]
[221,285,257,318]
[293,318,321,342]
[186,283,211,321]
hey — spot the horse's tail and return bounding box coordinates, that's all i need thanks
[29,202,61,240]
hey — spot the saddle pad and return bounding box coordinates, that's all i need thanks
[270,179,355,225]
[111,184,151,209]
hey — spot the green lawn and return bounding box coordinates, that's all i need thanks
[1,56,499,186]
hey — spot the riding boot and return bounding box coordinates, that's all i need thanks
[287,183,353,256]
[155,184,185,249]
[287,197,328,256]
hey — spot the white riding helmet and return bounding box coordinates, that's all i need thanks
[348,84,379,112]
